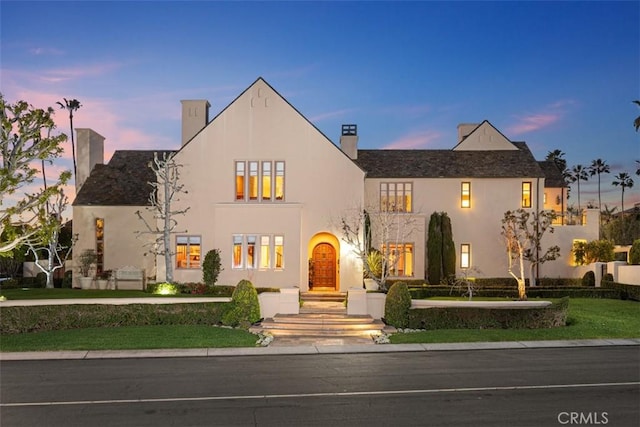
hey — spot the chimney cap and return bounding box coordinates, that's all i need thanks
[342,124,357,136]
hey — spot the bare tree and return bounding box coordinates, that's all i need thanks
[338,202,422,291]
[25,189,76,288]
[1,96,68,254]
[501,209,560,300]
[135,152,187,283]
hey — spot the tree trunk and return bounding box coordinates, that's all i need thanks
[163,162,173,283]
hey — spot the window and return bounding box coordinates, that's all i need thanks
[275,161,285,201]
[233,234,284,270]
[262,162,272,201]
[235,160,284,202]
[522,182,532,208]
[235,162,245,201]
[95,218,104,274]
[176,236,201,269]
[380,182,412,212]
[248,161,258,201]
[461,244,470,268]
[275,235,284,269]
[260,236,271,269]
[461,182,471,208]
[383,243,414,277]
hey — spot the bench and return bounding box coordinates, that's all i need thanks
[114,266,146,290]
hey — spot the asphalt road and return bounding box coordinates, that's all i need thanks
[1,346,638,427]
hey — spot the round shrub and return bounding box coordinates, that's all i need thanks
[384,281,411,328]
[629,239,640,265]
[582,271,596,287]
[203,249,223,286]
[222,279,261,329]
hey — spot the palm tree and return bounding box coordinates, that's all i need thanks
[600,204,617,225]
[56,98,81,182]
[634,100,640,132]
[612,172,634,226]
[568,164,589,213]
[545,149,567,175]
[635,160,639,176]
[588,159,610,212]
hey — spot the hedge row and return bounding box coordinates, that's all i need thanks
[0,303,227,335]
[390,277,584,288]
[601,281,640,301]
[145,283,280,296]
[406,297,569,330]
[409,286,622,300]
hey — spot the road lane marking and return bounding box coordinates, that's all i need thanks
[2,381,639,408]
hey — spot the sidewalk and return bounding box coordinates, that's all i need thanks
[2,339,639,361]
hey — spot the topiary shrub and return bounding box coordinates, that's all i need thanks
[384,281,411,328]
[582,271,596,287]
[203,249,223,286]
[629,239,640,265]
[222,279,261,329]
[602,273,614,284]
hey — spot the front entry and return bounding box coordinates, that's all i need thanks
[310,243,336,290]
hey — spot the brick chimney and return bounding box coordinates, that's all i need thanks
[181,100,210,146]
[75,128,104,192]
[340,124,358,159]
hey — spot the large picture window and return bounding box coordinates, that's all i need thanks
[233,234,284,270]
[176,236,201,269]
[383,243,414,277]
[235,160,285,202]
[380,182,412,212]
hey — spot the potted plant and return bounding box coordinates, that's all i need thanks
[77,249,97,289]
[364,250,383,291]
[96,269,112,290]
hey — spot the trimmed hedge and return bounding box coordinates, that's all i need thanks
[0,303,227,335]
[384,281,412,328]
[407,297,569,330]
[409,286,621,300]
[396,277,584,288]
[221,280,261,329]
[601,280,640,302]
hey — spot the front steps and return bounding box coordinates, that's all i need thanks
[250,291,394,345]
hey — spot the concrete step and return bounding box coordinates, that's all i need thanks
[272,313,375,324]
[300,292,346,302]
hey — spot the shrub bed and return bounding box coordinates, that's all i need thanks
[409,286,621,299]
[0,303,227,335]
[407,297,569,330]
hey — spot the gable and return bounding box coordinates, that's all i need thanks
[453,120,517,151]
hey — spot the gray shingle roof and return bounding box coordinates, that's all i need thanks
[73,150,175,206]
[355,142,545,179]
[537,160,568,188]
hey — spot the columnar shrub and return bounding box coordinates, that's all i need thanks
[203,249,223,286]
[629,239,640,265]
[384,281,411,328]
[441,213,456,279]
[222,279,261,328]
[427,212,442,285]
[582,271,596,287]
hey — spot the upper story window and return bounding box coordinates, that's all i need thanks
[461,182,471,208]
[176,236,201,269]
[380,182,412,212]
[522,182,532,208]
[235,160,285,202]
[461,244,470,268]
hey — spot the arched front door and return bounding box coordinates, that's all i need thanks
[311,243,336,290]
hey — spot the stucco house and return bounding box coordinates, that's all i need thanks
[72,77,598,290]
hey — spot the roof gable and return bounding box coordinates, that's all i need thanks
[452,120,517,151]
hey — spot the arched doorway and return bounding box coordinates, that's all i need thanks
[310,242,336,290]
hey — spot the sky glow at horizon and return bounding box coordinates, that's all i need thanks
[1,1,639,211]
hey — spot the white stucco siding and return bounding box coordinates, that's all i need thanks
[168,79,365,290]
[72,206,155,285]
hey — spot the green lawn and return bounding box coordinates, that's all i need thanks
[0,288,213,300]
[390,298,640,344]
[0,325,258,352]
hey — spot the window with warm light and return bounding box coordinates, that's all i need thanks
[522,182,532,208]
[247,235,257,268]
[275,235,284,269]
[275,162,285,201]
[382,243,414,277]
[260,236,270,268]
[235,162,245,201]
[262,162,272,201]
[461,244,470,268]
[232,235,243,269]
[380,182,412,212]
[233,234,284,270]
[95,218,104,274]
[176,236,201,269]
[248,161,259,201]
[235,160,285,202]
[461,182,471,208]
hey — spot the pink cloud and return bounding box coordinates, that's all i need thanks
[507,114,560,135]
[29,47,64,56]
[383,130,442,149]
[309,108,356,123]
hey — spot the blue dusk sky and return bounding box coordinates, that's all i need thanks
[2,0,639,211]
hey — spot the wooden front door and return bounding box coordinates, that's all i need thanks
[311,243,336,290]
